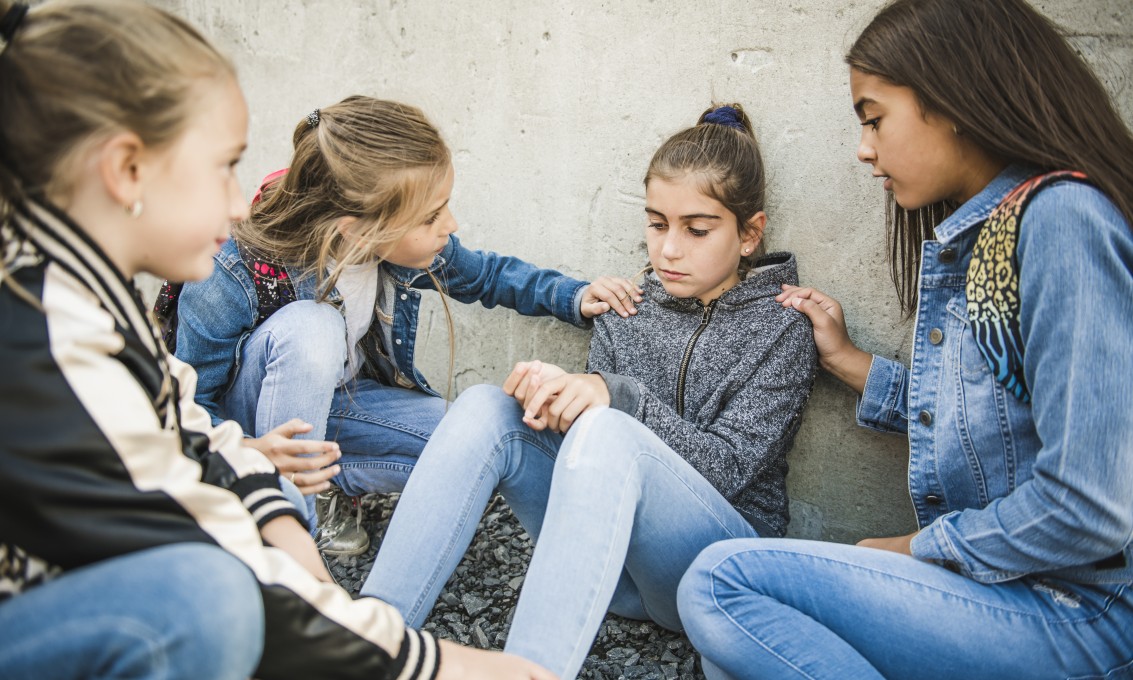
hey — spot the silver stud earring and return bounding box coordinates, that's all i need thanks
[743,248,751,254]
[126,201,143,219]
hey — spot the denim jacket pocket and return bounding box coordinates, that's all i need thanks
[945,296,995,383]
[940,296,1018,506]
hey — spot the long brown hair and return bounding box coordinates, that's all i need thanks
[645,103,768,275]
[847,0,1133,314]
[236,96,451,300]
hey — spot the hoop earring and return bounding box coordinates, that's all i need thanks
[126,201,143,219]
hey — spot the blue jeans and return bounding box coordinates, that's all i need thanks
[677,538,1133,680]
[222,300,447,518]
[362,384,759,678]
[0,544,263,680]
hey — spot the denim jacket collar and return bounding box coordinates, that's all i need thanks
[934,163,1040,245]
[383,238,454,287]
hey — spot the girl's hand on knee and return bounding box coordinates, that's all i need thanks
[435,640,556,680]
[580,276,644,319]
[246,419,341,495]
[503,360,566,404]
[857,531,918,556]
[523,373,609,433]
[775,284,872,393]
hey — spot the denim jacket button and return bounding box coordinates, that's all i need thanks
[939,248,957,264]
[925,494,942,505]
[395,338,402,345]
[400,293,408,301]
[918,410,933,426]
[929,328,944,345]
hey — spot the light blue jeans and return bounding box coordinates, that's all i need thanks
[362,384,759,678]
[677,538,1133,680]
[222,301,447,521]
[0,544,263,680]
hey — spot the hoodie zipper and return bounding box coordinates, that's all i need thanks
[675,299,718,417]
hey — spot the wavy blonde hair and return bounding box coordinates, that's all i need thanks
[235,96,452,300]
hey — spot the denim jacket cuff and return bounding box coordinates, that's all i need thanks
[855,355,907,433]
[910,521,953,564]
[566,281,590,328]
[912,517,1027,584]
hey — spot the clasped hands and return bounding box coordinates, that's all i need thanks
[503,360,610,434]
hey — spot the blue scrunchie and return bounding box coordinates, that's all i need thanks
[702,106,745,131]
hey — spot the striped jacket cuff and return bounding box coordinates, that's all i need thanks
[232,474,304,528]
[394,628,441,680]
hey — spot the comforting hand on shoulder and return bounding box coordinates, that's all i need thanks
[776,284,872,394]
[580,275,643,318]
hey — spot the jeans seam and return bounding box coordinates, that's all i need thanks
[706,553,819,679]
[556,446,746,664]
[714,547,1122,623]
[328,409,435,441]
[405,429,555,624]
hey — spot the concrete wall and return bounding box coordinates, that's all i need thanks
[149,0,1133,543]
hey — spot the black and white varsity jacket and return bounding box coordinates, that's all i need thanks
[0,199,439,679]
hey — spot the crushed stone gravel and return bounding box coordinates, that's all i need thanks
[324,493,706,680]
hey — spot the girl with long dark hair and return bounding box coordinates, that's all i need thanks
[677,0,1133,677]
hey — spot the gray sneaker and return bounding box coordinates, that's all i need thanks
[315,487,370,557]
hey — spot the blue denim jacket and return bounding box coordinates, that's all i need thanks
[175,234,588,427]
[858,164,1133,585]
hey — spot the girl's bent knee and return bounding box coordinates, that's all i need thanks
[558,407,649,471]
[264,301,346,354]
[448,383,526,426]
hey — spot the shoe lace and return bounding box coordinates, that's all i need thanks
[316,489,363,543]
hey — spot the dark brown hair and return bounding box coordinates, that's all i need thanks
[645,103,768,274]
[848,0,1133,314]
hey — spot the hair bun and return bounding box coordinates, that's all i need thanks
[701,105,748,132]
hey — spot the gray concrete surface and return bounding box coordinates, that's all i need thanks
[145,0,1132,542]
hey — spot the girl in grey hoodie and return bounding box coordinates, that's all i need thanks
[361,104,817,678]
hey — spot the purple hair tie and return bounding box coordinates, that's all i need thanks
[703,106,745,131]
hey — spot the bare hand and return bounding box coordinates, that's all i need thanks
[246,418,341,495]
[502,360,567,405]
[775,284,872,393]
[435,640,556,680]
[522,373,610,433]
[580,275,644,318]
[857,531,917,556]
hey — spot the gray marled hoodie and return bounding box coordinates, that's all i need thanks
[589,252,816,536]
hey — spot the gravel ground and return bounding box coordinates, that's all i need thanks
[325,493,706,680]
